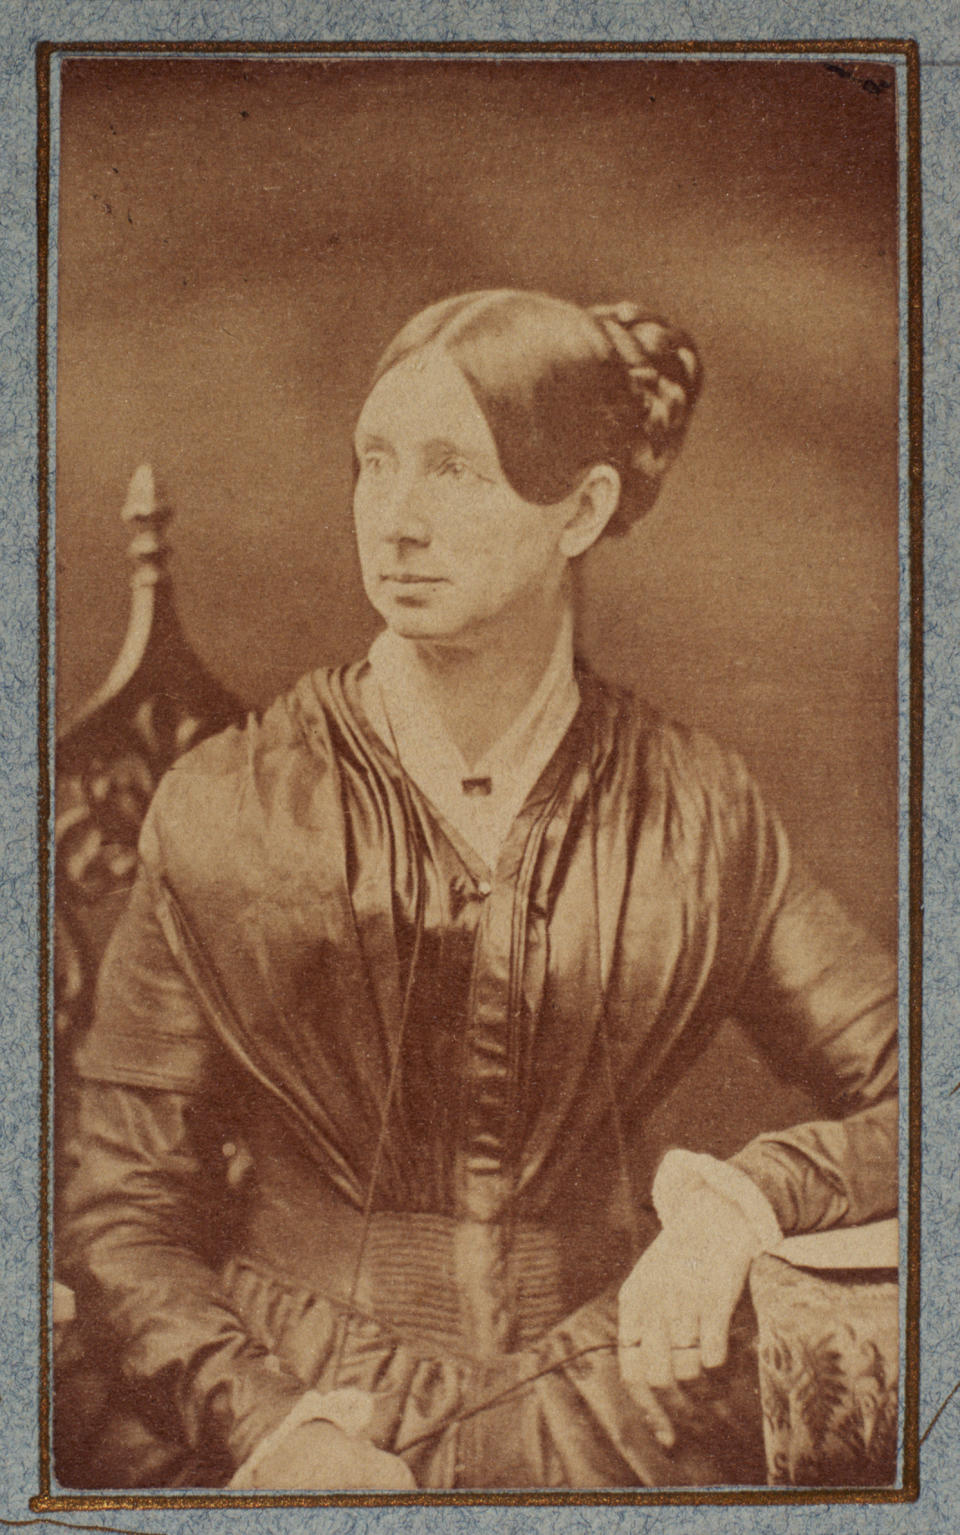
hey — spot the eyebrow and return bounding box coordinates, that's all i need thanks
[354,431,496,473]
[424,437,470,461]
[422,437,495,472]
[354,432,394,453]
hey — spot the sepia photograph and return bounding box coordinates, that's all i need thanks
[48,48,906,1497]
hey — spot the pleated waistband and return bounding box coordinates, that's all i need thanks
[243,1195,569,1357]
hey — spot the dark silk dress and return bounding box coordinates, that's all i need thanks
[61,663,898,1489]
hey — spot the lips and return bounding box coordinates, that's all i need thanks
[381,573,447,584]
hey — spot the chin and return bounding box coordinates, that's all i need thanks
[385,614,460,642]
[373,600,439,634]
[372,591,457,640]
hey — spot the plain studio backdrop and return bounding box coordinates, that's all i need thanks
[53,55,901,1154]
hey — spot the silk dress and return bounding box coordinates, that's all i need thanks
[61,661,898,1489]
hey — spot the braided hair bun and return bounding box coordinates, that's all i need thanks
[589,302,703,533]
[370,289,703,540]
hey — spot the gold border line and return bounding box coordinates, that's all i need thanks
[36,32,52,1509]
[903,29,923,1506]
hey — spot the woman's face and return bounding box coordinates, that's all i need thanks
[353,349,575,646]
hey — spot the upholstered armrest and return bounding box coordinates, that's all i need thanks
[749,1239,898,1486]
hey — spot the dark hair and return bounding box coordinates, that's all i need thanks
[370,290,702,537]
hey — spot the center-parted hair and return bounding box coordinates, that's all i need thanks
[370,290,702,537]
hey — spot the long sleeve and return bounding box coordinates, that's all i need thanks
[713,757,898,1236]
[63,870,307,1472]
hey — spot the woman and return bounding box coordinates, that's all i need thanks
[63,290,897,1490]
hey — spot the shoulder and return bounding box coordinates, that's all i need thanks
[584,668,763,847]
[138,667,349,870]
[656,716,753,810]
[584,667,749,790]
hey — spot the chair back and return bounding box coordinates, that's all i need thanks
[55,465,245,1049]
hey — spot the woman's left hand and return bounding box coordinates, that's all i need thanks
[617,1184,760,1447]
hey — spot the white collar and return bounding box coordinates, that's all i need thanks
[363,613,580,871]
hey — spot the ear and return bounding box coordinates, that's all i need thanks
[558,465,622,559]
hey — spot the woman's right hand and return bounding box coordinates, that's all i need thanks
[239,1419,416,1490]
[617,1183,761,1448]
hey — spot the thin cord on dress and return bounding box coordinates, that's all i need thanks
[330,686,428,1387]
[330,695,643,1433]
[586,725,644,1266]
[394,1341,621,1455]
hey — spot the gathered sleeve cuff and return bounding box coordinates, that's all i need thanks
[727,1095,898,1236]
[652,1148,782,1251]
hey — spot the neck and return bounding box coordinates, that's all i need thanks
[399,590,572,767]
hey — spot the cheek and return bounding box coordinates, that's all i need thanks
[353,521,383,594]
[352,493,377,552]
[495,513,560,576]
[474,495,547,557]
[450,522,517,594]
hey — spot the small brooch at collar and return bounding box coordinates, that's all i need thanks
[461,776,493,797]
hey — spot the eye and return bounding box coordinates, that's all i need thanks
[359,449,390,475]
[435,456,477,483]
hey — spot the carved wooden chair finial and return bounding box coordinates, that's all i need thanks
[122,462,173,579]
[55,466,245,1041]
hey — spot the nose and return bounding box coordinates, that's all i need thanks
[381,472,431,548]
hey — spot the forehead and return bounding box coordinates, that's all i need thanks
[355,349,496,452]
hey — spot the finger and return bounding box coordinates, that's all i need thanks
[638,1311,677,1391]
[670,1343,703,1382]
[617,1346,677,1449]
[617,1278,642,1353]
[699,1286,738,1371]
[665,1303,701,1353]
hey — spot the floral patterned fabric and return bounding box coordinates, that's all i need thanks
[750,1254,898,1486]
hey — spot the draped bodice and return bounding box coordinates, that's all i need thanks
[80,659,898,1339]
